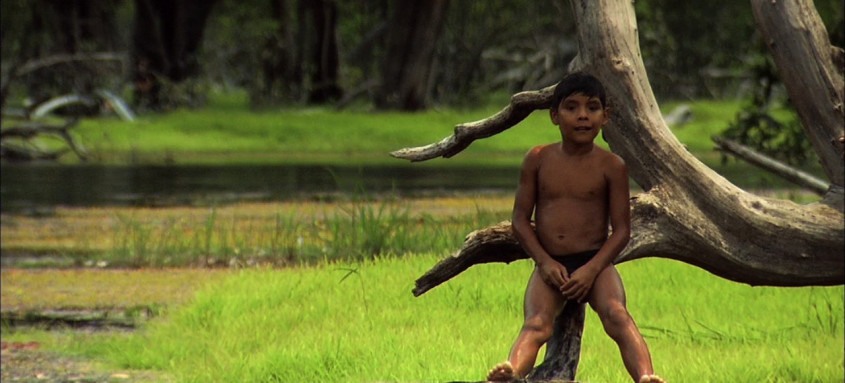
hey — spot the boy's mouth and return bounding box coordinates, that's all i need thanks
[574,126,592,132]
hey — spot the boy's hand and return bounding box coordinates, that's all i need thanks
[537,261,570,289]
[560,267,598,303]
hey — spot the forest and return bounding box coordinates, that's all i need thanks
[2,0,842,110]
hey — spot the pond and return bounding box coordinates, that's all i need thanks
[0,163,519,213]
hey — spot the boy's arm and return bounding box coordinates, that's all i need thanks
[561,154,631,301]
[512,146,570,288]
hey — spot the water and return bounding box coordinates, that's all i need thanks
[0,163,519,213]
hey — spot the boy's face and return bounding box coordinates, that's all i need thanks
[550,92,608,145]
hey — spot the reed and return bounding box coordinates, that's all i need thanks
[102,198,509,267]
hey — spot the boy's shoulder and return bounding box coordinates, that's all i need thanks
[521,144,550,161]
[594,147,628,175]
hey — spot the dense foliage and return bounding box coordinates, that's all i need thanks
[3,0,841,105]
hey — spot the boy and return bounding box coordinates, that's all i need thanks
[486,73,664,383]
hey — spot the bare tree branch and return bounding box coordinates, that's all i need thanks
[390,86,554,162]
[13,52,127,78]
[713,136,829,195]
[1,119,87,161]
[412,221,526,297]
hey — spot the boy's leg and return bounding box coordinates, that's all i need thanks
[588,265,664,383]
[488,267,566,381]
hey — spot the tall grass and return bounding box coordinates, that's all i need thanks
[103,198,510,267]
[69,256,843,382]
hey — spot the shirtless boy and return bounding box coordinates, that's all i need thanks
[486,72,664,383]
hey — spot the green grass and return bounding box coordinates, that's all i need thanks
[24,255,839,383]
[72,91,557,166]
[66,91,742,165]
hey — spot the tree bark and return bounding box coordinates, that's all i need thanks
[526,302,585,382]
[397,0,844,381]
[376,0,449,111]
[750,0,844,191]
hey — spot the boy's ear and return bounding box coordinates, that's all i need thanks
[549,107,559,125]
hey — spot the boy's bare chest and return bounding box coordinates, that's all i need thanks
[537,161,607,201]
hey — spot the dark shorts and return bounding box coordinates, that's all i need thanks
[551,249,600,273]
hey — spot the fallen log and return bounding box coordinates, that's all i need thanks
[413,221,527,297]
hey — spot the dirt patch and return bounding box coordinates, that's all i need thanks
[0,268,233,381]
[1,341,171,382]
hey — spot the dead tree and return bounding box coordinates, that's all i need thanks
[393,0,844,381]
[0,119,87,161]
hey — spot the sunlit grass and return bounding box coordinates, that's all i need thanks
[73,90,556,166]
[46,256,843,383]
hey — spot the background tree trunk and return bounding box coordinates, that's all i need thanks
[251,0,299,106]
[304,0,342,103]
[376,0,449,111]
[131,0,217,109]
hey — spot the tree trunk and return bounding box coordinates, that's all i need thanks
[130,0,217,109]
[750,0,844,192]
[250,0,301,106]
[526,302,585,382]
[376,0,449,111]
[304,0,342,103]
[395,0,844,380]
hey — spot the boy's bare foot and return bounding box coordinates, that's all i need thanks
[486,361,516,382]
[638,374,666,383]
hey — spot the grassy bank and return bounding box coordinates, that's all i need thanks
[16,255,840,382]
[68,92,804,168]
[73,91,555,166]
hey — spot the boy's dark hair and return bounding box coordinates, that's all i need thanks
[551,72,607,111]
